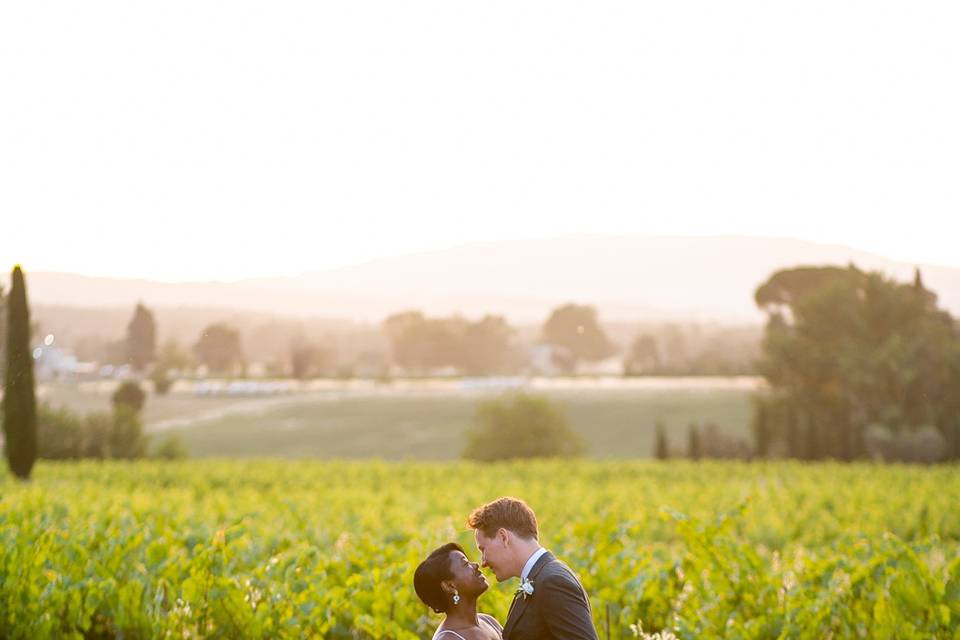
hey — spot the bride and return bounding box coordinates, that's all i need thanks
[414,543,503,639]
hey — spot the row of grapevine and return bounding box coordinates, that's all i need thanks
[1,460,958,638]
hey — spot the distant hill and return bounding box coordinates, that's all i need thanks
[6,235,960,323]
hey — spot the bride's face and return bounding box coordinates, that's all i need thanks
[447,550,489,598]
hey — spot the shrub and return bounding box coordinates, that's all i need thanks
[37,403,85,459]
[864,424,947,463]
[112,381,146,413]
[110,406,147,459]
[81,411,113,458]
[151,368,174,395]
[153,434,188,460]
[35,404,146,460]
[463,393,585,461]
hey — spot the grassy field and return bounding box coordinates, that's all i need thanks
[40,380,755,458]
[2,460,958,639]
[164,389,753,459]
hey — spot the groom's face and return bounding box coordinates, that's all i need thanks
[474,528,510,581]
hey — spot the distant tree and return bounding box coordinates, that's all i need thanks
[158,338,193,373]
[624,334,661,375]
[290,340,334,379]
[755,265,960,461]
[654,421,669,460]
[803,416,819,461]
[687,423,702,460]
[36,403,147,461]
[81,412,113,458]
[3,266,37,480]
[751,402,771,457]
[785,404,801,458]
[112,381,146,413]
[463,393,584,461]
[541,304,614,370]
[109,406,147,459]
[125,302,156,372]
[100,338,130,366]
[37,403,85,460]
[193,323,244,374]
[699,422,752,459]
[151,367,174,395]
[382,311,519,375]
[0,284,6,380]
[153,434,188,460]
[460,315,518,375]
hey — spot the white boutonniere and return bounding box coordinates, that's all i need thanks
[516,578,535,599]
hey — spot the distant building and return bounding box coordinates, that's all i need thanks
[31,335,98,380]
[575,355,624,376]
[527,344,566,375]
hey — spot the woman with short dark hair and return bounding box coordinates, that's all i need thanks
[414,543,503,639]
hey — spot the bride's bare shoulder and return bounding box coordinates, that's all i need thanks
[479,613,504,634]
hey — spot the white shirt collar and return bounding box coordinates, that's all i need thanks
[520,547,548,581]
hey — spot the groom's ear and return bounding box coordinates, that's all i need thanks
[497,527,510,546]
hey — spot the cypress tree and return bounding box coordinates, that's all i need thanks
[752,403,771,458]
[126,302,156,372]
[3,265,37,480]
[804,415,819,461]
[654,421,669,460]
[687,423,702,460]
[785,406,801,458]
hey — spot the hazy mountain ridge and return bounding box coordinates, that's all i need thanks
[6,236,959,322]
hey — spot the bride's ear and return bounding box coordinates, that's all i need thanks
[440,579,457,596]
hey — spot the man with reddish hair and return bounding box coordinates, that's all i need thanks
[468,497,598,640]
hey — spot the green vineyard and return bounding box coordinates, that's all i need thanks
[2,460,959,639]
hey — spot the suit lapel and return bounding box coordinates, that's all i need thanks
[503,552,554,639]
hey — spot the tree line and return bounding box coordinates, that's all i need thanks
[456,265,960,464]
[749,266,960,462]
[31,306,761,380]
[5,261,960,479]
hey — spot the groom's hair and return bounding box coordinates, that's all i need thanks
[414,542,465,614]
[467,497,539,540]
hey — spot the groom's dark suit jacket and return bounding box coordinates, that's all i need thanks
[502,552,599,640]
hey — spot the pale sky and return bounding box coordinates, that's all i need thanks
[2,1,958,282]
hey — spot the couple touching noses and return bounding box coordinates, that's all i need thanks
[414,497,599,640]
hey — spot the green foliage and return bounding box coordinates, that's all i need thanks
[686,424,701,460]
[0,460,957,639]
[0,284,6,381]
[151,367,174,395]
[754,265,960,461]
[624,334,660,375]
[463,393,585,460]
[157,338,193,373]
[125,302,156,372]
[36,404,86,459]
[289,341,334,379]
[36,403,147,460]
[194,323,244,374]
[111,381,146,413]
[382,311,519,375]
[152,434,188,460]
[751,401,771,457]
[109,406,147,459]
[654,421,669,459]
[2,265,37,480]
[81,411,114,459]
[541,303,614,369]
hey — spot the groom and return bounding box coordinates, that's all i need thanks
[468,497,599,640]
